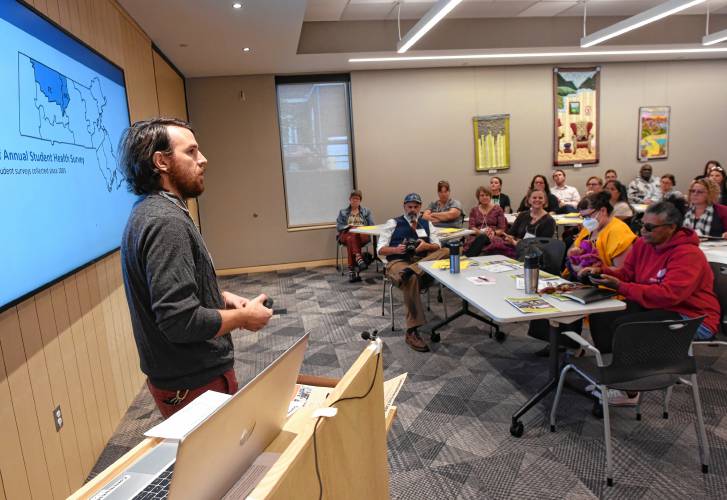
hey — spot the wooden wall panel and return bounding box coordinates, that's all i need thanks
[0,1,188,497]
[0,308,53,500]
[0,312,31,500]
[16,300,72,499]
[35,289,85,487]
[63,277,104,456]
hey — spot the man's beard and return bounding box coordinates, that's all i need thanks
[168,158,204,198]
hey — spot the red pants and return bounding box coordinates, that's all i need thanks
[146,369,238,419]
[338,231,370,267]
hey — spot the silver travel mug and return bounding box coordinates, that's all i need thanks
[523,251,540,294]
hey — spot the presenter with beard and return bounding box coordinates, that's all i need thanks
[119,118,272,418]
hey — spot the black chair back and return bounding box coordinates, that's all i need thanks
[602,317,702,385]
[709,261,727,334]
[515,237,566,276]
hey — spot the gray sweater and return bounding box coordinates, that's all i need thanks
[121,192,232,390]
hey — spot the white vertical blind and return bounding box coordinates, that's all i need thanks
[276,80,354,227]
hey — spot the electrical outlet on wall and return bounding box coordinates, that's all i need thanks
[53,405,63,431]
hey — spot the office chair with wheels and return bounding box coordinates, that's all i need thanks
[550,317,709,487]
[515,237,566,276]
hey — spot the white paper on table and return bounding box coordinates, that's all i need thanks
[466,275,496,286]
[515,277,569,292]
[480,262,520,273]
[144,390,231,440]
[222,452,281,500]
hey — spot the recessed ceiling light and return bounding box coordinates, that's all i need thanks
[179,43,188,48]
[233,2,242,9]
[243,47,251,52]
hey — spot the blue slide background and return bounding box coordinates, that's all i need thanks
[0,0,135,310]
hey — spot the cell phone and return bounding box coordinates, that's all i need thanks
[588,274,603,285]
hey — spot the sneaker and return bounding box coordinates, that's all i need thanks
[348,271,362,283]
[356,255,368,271]
[405,329,430,352]
[592,388,640,406]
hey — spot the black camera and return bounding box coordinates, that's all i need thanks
[402,238,419,257]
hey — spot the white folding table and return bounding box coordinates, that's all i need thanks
[419,255,625,437]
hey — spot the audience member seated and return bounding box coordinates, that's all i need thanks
[489,176,512,214]
[604,169,618,183]
[551,169,581,213]
[585,176,603,195]
[655,173,683,202]
[695,159,721,180]
[683,179,727,239]
[422,180,464,228]
[505,190,556,254]
[517,175,560,213]
[627,163,660,205]
[708,165,727,205]
[569,192,636,277]
[464,186,508,257]
[529,192,636,357]
[378,193,450,353]
[604,180,633,221]
[585,198,721,405]
[336,189,375,282]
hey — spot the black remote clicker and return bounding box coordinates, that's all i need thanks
[263,297,274,309]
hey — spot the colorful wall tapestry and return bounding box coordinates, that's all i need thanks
[553,67,600,166]
[473,114,510,171]
[638,106,670,161]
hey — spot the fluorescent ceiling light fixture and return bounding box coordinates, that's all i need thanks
[580,0,706,48]
[349,47,727,63]
[397,0,464,54]
[703,28,727,45]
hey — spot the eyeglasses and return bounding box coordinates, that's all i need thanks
[586,182,600,187]
[689,189,707,195]
[579,209,596,218]
[642,222,671,232]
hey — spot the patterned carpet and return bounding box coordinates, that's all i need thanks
[89,265,727,499]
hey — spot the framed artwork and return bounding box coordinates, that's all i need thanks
[638,106,670,161]
[473,114,510,171]
[553,66,600,166]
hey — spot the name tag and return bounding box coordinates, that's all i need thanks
[416,228,427,238]
[524,232,536,240]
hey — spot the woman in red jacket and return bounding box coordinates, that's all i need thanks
[583,198,721,404]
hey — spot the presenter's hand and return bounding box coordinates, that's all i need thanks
[222,291,249,309]
[242,294,273,332]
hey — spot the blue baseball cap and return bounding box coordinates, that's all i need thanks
[403,192,422,204]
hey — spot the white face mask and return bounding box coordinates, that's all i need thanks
[582,217,599,233]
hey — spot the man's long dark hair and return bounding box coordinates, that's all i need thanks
[118,117,194,195]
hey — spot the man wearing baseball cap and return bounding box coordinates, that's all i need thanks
[377,193,450,352]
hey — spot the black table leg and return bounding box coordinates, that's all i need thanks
[510,320,561,437]
[429,300,502,342]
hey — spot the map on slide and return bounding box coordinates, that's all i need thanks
[17,52,123,192]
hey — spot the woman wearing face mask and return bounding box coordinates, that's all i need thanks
[529,192,637,358]
[568,191,636,278]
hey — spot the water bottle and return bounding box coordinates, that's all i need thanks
[523,247,542,294]
[448,241,461,274]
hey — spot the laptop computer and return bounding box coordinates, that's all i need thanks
[93,333,309,500]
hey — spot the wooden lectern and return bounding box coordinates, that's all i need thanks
[69,340,394,499]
